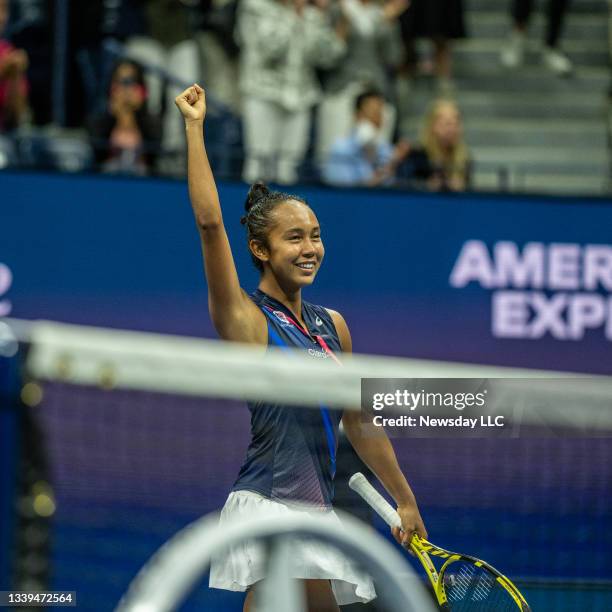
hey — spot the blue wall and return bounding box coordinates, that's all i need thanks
[2,172,611,610]
[2,171,611,372]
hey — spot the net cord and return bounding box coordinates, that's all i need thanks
[4,318,612,429]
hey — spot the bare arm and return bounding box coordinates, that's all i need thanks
[3,76,26,125]
[0,50,28,127]
[328,309,427,544]
[175,85,266,344]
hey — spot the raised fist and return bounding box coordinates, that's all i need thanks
[175,84,206,123]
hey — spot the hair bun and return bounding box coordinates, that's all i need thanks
[244,181,269,214]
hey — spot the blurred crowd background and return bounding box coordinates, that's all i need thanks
[0,0,610,194]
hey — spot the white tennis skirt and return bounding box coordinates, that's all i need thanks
[208,490,377,605]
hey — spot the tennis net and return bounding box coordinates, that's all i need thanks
[1,319,611,611]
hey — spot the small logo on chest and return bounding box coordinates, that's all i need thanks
[272,310,292,327]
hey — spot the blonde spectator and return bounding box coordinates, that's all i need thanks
[420,98,470,192]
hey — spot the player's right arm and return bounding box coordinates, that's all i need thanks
[175,85,266,345]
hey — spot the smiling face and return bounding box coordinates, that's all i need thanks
[250,200,324,290]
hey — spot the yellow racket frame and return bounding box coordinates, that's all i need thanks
[409,535,531,611]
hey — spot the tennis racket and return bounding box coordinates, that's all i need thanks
[348,472,531,611]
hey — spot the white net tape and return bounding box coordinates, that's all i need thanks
[5,317,612,430]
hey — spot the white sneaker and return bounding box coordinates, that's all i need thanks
[501,32,526,68]
[543,47,573,76]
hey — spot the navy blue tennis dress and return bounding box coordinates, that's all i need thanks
[209,289,376,604]
[232,288,343,510]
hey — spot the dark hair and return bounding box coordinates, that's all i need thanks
[241,182,307,271]
[354,88,385,113]
[109,60,147,94]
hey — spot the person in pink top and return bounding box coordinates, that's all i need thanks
[0,0,28,132]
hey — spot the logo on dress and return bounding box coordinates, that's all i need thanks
[272,310,292,327]
[315,316,323,327]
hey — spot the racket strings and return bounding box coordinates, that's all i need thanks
[442,561,517,611]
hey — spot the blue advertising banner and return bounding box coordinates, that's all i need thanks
[1,171,611,373]
[2,171,611,611]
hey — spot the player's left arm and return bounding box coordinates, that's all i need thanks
[327,308,428,545]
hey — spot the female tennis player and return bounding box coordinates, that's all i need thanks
[176,84,427,612]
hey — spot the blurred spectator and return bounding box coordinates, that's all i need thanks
[0,0,28,132]
[400,0,466,91]
[7,0,50,125]
[14,0,143,129]
[197,0,241,113]
[122,1,241,175]
[417,98,470,192]
[87,60,161,175]
[323,89,410,186]
[325,0,406,95]
[500,0,572,77]
[124,0,205,156]
[237,0,347,185]
[316,0,406,161]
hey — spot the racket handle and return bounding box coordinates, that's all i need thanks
[349,472,402,530]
